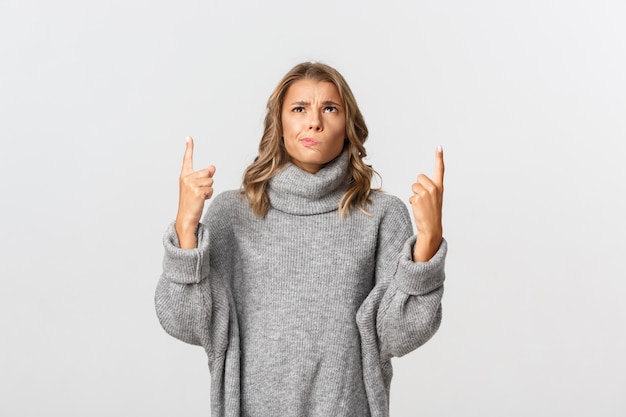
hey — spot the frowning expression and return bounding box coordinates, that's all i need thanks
[281,79,346,174]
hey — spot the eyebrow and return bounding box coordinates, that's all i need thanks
[289,100,342,107]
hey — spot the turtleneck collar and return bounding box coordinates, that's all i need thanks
[267,150,351,215]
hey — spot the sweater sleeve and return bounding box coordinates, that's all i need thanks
[154,197,233,361]
[376,234,446,361]
[363,196,447,362]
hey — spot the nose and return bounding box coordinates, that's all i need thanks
[309,112,323,131]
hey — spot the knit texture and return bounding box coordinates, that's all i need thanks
[155,151,447,417]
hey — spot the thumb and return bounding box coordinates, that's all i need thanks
[181,136,194,174]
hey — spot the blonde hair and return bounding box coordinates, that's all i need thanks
[242,62,377,217]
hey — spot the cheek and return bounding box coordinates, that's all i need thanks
[332,138,346,155]
[332,121,347,142]
[329,126,347,154]
[281,116,299,138]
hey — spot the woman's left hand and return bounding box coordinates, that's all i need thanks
[410,146,444,262]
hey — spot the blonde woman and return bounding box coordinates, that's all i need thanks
[156,62,447,417]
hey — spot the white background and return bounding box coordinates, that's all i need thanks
[1,0,625,415]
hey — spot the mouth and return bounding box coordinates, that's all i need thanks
[299,137,319,147]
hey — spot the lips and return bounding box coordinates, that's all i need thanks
[299,138,319,147]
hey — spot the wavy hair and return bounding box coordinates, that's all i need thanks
[242,62,377,217]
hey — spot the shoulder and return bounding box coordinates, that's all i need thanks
[368,190,411,219]
[203,189,248,224]
[365,191,413,238]
[209,189,246,211]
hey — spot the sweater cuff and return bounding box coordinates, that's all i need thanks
[162,221,209,284]
[394,237,447,295]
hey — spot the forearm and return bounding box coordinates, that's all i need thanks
[175,219,199,249]
[156,227,210,347]
[412,231,442,262]
[156,221,230,358]
[155,274,209,346]
[378,237,447,359]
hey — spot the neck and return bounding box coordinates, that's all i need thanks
[267,150,351,215]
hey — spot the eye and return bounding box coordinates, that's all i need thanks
[292,106,305,113]
[324,106,338,113]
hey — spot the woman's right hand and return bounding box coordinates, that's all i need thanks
[175,136,216,249]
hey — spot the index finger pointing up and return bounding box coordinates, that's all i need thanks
[433,145,444,188]
[182,136,194,174]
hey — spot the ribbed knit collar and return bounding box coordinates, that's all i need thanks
[268,150,351,215]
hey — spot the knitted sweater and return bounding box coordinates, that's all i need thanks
[155,151,447,417]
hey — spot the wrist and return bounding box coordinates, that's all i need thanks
[413,232,442,262]
[175,221,199,249]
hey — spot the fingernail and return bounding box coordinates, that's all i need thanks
[186,136,190,143]
[437,145,443,153]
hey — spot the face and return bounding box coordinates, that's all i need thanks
[281,79,346,174]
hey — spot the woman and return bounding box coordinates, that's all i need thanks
[155,62,447,417]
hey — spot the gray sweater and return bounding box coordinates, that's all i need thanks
[155,151,447,417]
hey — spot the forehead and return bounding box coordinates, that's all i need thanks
[283,79,341,102]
